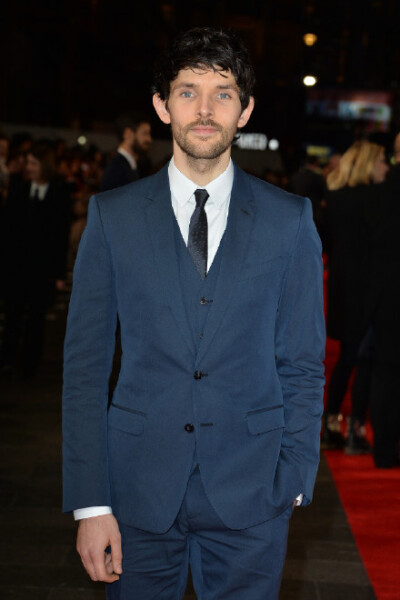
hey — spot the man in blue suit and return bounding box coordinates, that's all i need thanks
[63,27,325,599]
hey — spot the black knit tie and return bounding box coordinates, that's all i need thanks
[188,188,209,279]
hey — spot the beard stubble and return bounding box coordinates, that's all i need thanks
[172,119,237,160]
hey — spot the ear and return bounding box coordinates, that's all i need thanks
[153,94,171,125]
[123,127,135,143]
[237,96,255,129]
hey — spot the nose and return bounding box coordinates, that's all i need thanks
[196,93,213,119]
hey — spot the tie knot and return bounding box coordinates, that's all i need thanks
[194,188,209,209]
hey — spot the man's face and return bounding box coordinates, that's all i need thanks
[153,68,254,162]
[26,154,42,182]
[132,122,152,155]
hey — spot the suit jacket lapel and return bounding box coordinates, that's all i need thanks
[144,165,194,356]
[196,166,256,366]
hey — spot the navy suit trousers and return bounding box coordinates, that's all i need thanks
[106,465,293,600]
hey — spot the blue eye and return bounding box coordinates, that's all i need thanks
[218,93,230,99]
[182,91,193,98]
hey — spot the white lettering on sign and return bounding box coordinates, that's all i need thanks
[236,133,268,151]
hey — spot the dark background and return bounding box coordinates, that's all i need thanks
[1,0,400,156]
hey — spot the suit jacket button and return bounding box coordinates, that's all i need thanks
[200,297,207,305]
[194,370,202,379]
[184,423,194,433]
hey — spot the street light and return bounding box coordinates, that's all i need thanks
[303,75,317,87]
[303,33,318,47]
[269,139,279,151]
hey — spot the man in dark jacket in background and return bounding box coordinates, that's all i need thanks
[100,113,152,192]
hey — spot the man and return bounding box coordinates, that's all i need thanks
[63,27,325,599]
[100,113,152,191]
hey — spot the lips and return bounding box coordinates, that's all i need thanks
[191,126,217,135]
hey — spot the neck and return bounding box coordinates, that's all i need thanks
[173,144,231,186]
[119,143,137,161]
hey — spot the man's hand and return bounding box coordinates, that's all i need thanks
[76,514,122,583]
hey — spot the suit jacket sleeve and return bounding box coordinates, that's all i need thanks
[62,196,117,512]
[275,197,325,504]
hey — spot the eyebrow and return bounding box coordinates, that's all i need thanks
[216,84,239,91]
[173,82,239,92]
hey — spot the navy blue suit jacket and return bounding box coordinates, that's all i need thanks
[63,163,325,533]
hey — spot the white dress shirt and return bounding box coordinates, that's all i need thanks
[169,157,233,271]
[73,159,302,520]
[30,181,49,200]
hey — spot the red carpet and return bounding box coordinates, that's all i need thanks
[324,336,400,600]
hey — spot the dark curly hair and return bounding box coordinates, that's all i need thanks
[152,27,256,111]
[29,143,56,181]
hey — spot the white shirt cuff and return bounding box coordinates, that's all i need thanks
[73,506,112,520]
[295,494,303,506]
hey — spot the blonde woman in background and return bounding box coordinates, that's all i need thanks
[322,140,388,453]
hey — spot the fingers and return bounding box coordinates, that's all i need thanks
[76,515,122,583]
[91,549,120,583]
[79,553,97,581]
[79,548,120,583]
[110,533,123,575]
[105,552,114,575]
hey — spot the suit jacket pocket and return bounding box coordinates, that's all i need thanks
[108,403,146,435]
[246,405,285,435]
[239,256,286,282]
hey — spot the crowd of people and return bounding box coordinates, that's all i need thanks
[0,123,399,469]
[291,136,400,470]
[0,114,153,381]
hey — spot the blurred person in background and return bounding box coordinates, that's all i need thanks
[0,134,10,303]
[288,153,326,241]
[367,132,400,467]
[263,168,286,188]
[100,113,152,192]
[6,149,26,181]
[322,140,388,454]
[85,146,106,189]
[67,182,94,271]
[0,143,70,380]
[0,134,10,200]
[322,153,341,180]
[9,131,33,157]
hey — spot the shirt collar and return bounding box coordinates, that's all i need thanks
[168,156,234,209]
[30,181,49,200]
[118,148,137,170]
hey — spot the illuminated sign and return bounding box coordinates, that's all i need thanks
[235,133,268,150]
[307,90,393,131]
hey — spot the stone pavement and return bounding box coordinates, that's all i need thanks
[0,298,376,599]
